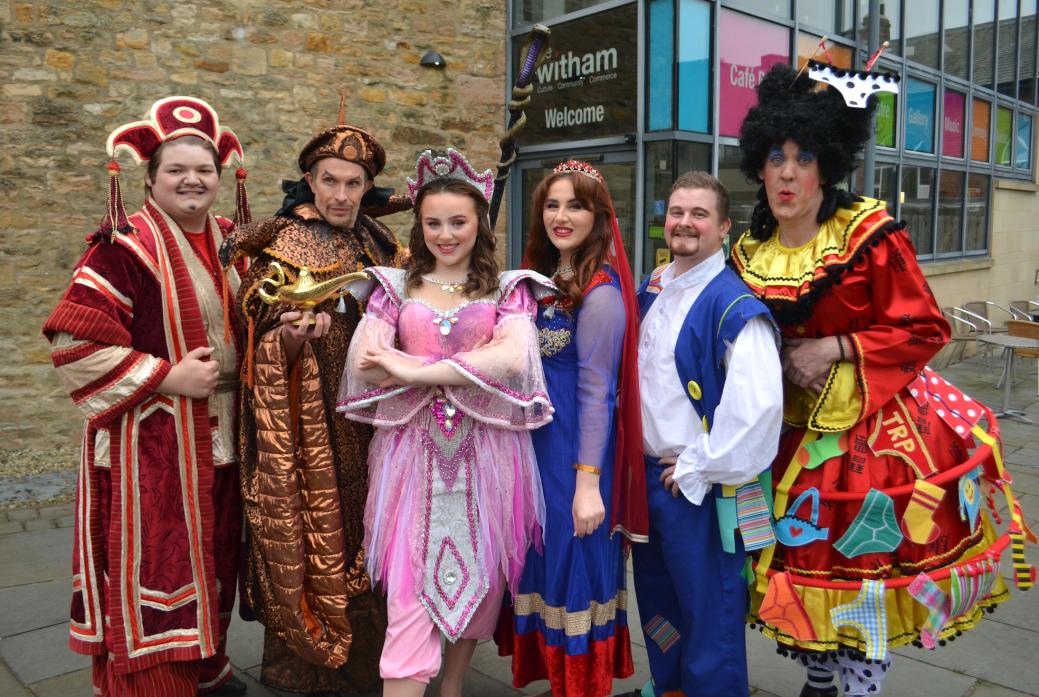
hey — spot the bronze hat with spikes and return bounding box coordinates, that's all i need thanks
[297,94,386,177]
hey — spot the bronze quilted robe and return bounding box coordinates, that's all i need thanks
[233,205,402,693]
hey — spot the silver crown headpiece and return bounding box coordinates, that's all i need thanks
[406,148,495,203]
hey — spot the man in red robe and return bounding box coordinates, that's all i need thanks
[43,97,250,697]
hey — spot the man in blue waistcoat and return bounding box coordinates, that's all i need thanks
[631,171,784,697]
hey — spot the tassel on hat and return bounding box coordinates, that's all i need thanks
[234,166,251,227]
[94,160,136,241]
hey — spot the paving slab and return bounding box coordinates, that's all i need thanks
[969,681,1039,696]
[234,669,286,697]
[226,607,266,673]
[433,662,525,696]
[0,526,71,588]
[0,620,90,685]
[0,659,32,697]
[984,565,1039,633]
[747,629,815,697]
[878,654,978,697]
[26,666,92,697]
[1006,448,1039,472]
[0,577,69,637]
[999,422,1038,449]
[469,639,540,695]
[1000,464,1039,500]
[625,568,647,649]
[243,665,296,696]
[891,617,1039,695]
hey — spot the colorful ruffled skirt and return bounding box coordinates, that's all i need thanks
[749,368,1033,660]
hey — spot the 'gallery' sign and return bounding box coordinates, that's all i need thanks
[514,3,637,145]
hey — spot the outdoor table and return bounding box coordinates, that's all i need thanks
[977,333,1039,424]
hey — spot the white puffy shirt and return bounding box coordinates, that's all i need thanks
[638,250,784,505]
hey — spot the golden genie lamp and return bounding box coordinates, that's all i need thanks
[257,262,367,325]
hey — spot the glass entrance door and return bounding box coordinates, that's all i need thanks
[508,150,637,273]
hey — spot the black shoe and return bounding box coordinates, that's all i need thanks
[799,684,838,697]
[199,674,247,696]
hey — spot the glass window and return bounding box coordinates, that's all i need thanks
[996,106,1014,165]
[998,0,1019,98]
[678,0,711,132]
[905,0,940,69]
[936,170,965,254]
[519,158,637,272]
[1020,0,1037,103]
[718,9,789,138]
[971,98,992,161]
[966,173,990,252]
[901,166,935,256]
[905,78,937,153]
[719,144,762,244]
[838,1,856,40]
[1016,113,1033,168]
[648,0,674,131]
[643,141,711,273]
[513,0,612,24]
[944,0,970,79]
[725,0,789,20]
[974,0,996,91]
[875,91,897,147]
[797,0,834,32]
[875,162,898,215]
[797,33,853,70]
[858,0,901,54]
[942,89,966,158]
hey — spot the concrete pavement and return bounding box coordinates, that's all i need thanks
[2,357,1037,696]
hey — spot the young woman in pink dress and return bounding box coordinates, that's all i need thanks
[337,148,554,697]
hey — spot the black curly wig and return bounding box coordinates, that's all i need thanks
[739,62,878,241]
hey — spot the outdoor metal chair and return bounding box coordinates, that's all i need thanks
[1006,319,1039,396]
[962,301,1014,332]
[942,307,980,367]
[1010,300,1039,322]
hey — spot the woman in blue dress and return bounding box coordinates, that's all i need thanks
[496,160,647,697]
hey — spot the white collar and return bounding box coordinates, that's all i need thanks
[660,249,725,290]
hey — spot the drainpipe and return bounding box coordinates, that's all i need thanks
[862,0,880,197]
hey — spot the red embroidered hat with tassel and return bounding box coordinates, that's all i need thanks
[99,96,250,238]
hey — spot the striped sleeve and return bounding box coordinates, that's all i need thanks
[43,242,171,427]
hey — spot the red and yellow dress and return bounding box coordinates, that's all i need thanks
[730,196,1032,659]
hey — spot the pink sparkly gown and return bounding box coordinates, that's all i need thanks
[337,267,553,640]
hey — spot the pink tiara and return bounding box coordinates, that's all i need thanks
[406,148,494,203]
[553,160,603,183]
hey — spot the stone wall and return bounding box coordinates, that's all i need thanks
[0,0,508,464]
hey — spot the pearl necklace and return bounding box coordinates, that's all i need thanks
[422,275,466,293]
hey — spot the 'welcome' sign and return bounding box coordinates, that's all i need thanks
[513,3,637,145]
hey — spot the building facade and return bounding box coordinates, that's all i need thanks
[505,0,1039,322]
[3,0,1038,461]
[0,0,509,459]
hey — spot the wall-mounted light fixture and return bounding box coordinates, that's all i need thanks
[420,50,446,68]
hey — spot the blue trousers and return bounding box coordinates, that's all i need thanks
[632,457,750,697]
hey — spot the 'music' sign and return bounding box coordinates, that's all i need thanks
[514,3,637,145]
